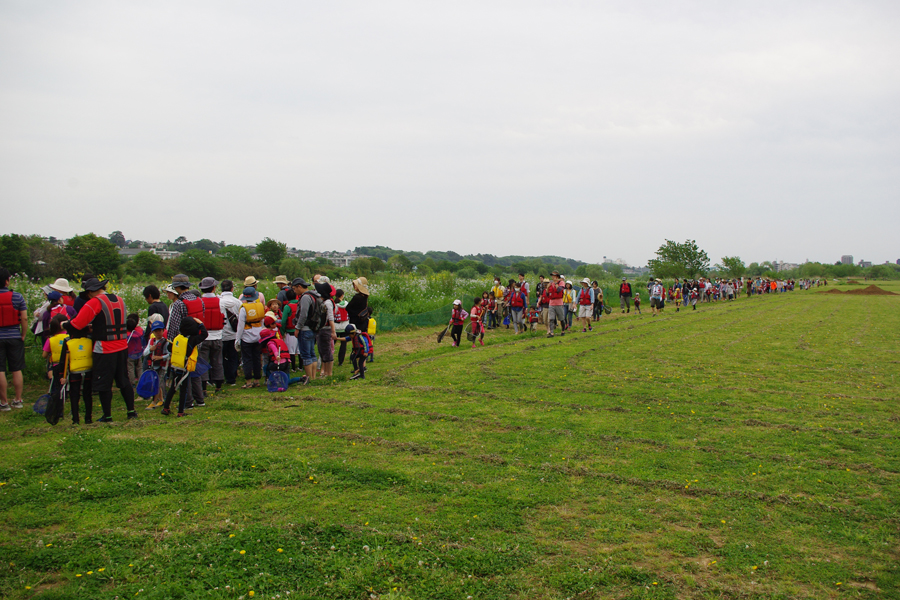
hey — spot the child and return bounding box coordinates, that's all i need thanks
[162,317,208,417]
[59,328,94,424]
[281,289,300,371]
[41,314,69,425]
[690,285,699,310]
[333,290,350,368]
[125,313,144,387]
[143,320,169,409]
[486,292,497,329]
[674,286,682,312]
[447,300,468,347]
[339,324,371,380]
[470,297,485,347]
[260,328,291,376]
[526,306,540,332]
[633,292,642,314]
[507,282,527,334]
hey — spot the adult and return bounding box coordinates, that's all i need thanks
[577,278,594,332]
[507,281,527,334]
[142,285,170,344]
[517,273,530,306]
[274,275,290,304]
[315,282,338,378]
[650,278,665,317]
[545,271,566,337]
[244,275,265,305]
[64,277,137,421]
[345,277,371,333]
[235,286,265,388]
[218,280,242,386]
[166,274,206,406]
[0,267,28,411]
[619,277,633,313]
[333,289,352,367]
[563,280,575,329]
[291,277,318,384]
[198,277,227,396]
[591,281,603,321]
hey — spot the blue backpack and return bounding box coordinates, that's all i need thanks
[136,370,159,399]
[267,370,289,393]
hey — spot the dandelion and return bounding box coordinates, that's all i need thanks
[98,568,105,572]
[240,550,246,555]
[230,534,235,538]
[249,591,255,597]
[277,548,283,553]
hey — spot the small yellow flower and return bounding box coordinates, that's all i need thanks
[25,586,31,589]
[87,571,93,575]
[652,582,657,585]
[229,534,235,538]
[720,520,726,524]
[752,566,757,570]
[239,550,246,555]
[98,568,105,572]
[277,548,283,553]
[128,564,134,567]
[76,574,82,577]
[249,592,255,597]
[46,543,52,547]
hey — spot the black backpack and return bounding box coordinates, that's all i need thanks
[300,292,326,332]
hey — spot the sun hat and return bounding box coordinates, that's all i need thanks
[82,277,108,292]
[49,278,74,293]
[150,320,166,332]
[163,284,178,295]
[263,315,277,327]
[352,277,369,295]
[242,287,259,301]
[259,328,275,341]
[47,291,62,301]
[566,280,573,286]
[291,277,309,288]
[171,274,191,289]
[244,275,258,287]
[315,282,333,298]
[199,277,218,290]
[273,275,289,285]
[581,277,591,285]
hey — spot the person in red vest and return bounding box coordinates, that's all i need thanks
[576,278,594,332]
[0,267,28,411]
[619,277,633,313]
[166,274,205,407]
[64,277,137,422]
[198,277,226,398]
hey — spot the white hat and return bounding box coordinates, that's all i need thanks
[581,277,591,285]
[452,299,461,306]
[49,278,74,293]
[163,284,178,294]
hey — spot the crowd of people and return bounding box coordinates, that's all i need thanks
[0,265,818,420]
[0,268,375,421]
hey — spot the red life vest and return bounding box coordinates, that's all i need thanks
[621,282,631,294]
[578,288,592,305]
[201,297,224,331]
[334,304,348,323]
[509,292,525,308]
[60,295,74,307]
[547,283,564,300]
[285,301,300,330]
[181,296,205,320]
[92,293,128,342]
[0,291,19,328]
[272,338,290,361]
[50,304,70,319]
[450,307,465,326]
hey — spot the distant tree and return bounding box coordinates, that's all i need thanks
[132,251,163,276]
[718,256,745,279]
[0,234,31,275]
[127,240,145,249]
[576,264,605,280]
[192,238,220,254]
[601,262,624,278]
[218,245,253,264]
[647,240,710,279]
[278,258,307,280]
[177,249,223,279]
[108,230,126,248]
[66,233,121,275]
[174,236,188,245]
[867,264,891,280]
[457,267,478,279]
[387,254,413,273]
[256,238,287,267]
[747,262,763,276]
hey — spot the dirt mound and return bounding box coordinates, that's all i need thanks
[844,285,898,296]
[847,279,862,284]
[818,289,844,294]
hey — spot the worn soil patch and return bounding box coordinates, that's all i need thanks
[818,289,845,294]
[844,285,898,296]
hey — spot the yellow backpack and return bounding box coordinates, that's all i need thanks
[171,334,198,372]
[243,300,265,329]
[49,333,68,365]
[367,317,377,336]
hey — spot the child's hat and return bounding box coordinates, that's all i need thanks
[150,320,166,332]
[344,324,357,334]
[453,299,461,305]
[47,291,62,301]
[264,315,277,327]
[259,328,275,341]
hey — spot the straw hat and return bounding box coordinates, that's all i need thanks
[273,275,289,285]
[49,278,74,293]
[244,275,258,287]
[353,276,370,295]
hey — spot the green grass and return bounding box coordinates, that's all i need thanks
[1,285,899,599]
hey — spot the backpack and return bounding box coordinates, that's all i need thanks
[136,370,160,399]
[300,292,326,332]
[267,370,289,392]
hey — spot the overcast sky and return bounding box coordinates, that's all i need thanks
[1,1,898,267]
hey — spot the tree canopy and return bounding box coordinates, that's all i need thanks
[66,233,121,275]
[256,238,287,267]
[718,256,745,279]
[647,239,710,279]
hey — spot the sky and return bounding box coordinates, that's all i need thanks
[1,0,898,267]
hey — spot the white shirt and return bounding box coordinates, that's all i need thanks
[235,301,262,345]
[219,291,243,342]
[201,292,227,342]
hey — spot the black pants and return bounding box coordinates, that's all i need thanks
[451,325,463,345]
[92,350,136,419]
[222,340,239,384]
[69,371,93,423]
[337,340,348,366]
[164,370,192,414]
[241,341,262,380]
[351,350,367,378]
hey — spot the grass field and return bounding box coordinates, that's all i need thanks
[1,286,898,599]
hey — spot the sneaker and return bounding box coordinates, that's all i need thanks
[177,412,187,417]
[185,402,194,409]
[298,376,309,386]
[350,372,362,380]
[161,408,171,416]
[0,404,10,412]
[588,327,593,332]
[546,333,554,338]
[194,400,206,407]
[72,420,80,425]
[98,415,113,423]
[10,400,23,409]
[582,328,587,333]
[471,343,476,348]
[84,418,93,424]
[480,340,484,346]
[126,411,138,420]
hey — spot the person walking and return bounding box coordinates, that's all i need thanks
[650,278,665,317]
[545,271,566,337]
[577,278,594,332]
[619,277,633,313]
[0,267,28,412]
[64,277,137,422]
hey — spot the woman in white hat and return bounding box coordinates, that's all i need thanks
[345,277,370,333]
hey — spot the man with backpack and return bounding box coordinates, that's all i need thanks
[198,277,227,397]
[218,280,242,386]
[545,271,567,337]
[619,277,633,313]
[291,277,321,385]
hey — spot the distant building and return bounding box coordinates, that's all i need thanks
[897,259,900,265]
[774,261,799,272]
[156,250,181,260]
[118,248,152,258]
[858,260,872,268]
[840,255,853,265]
